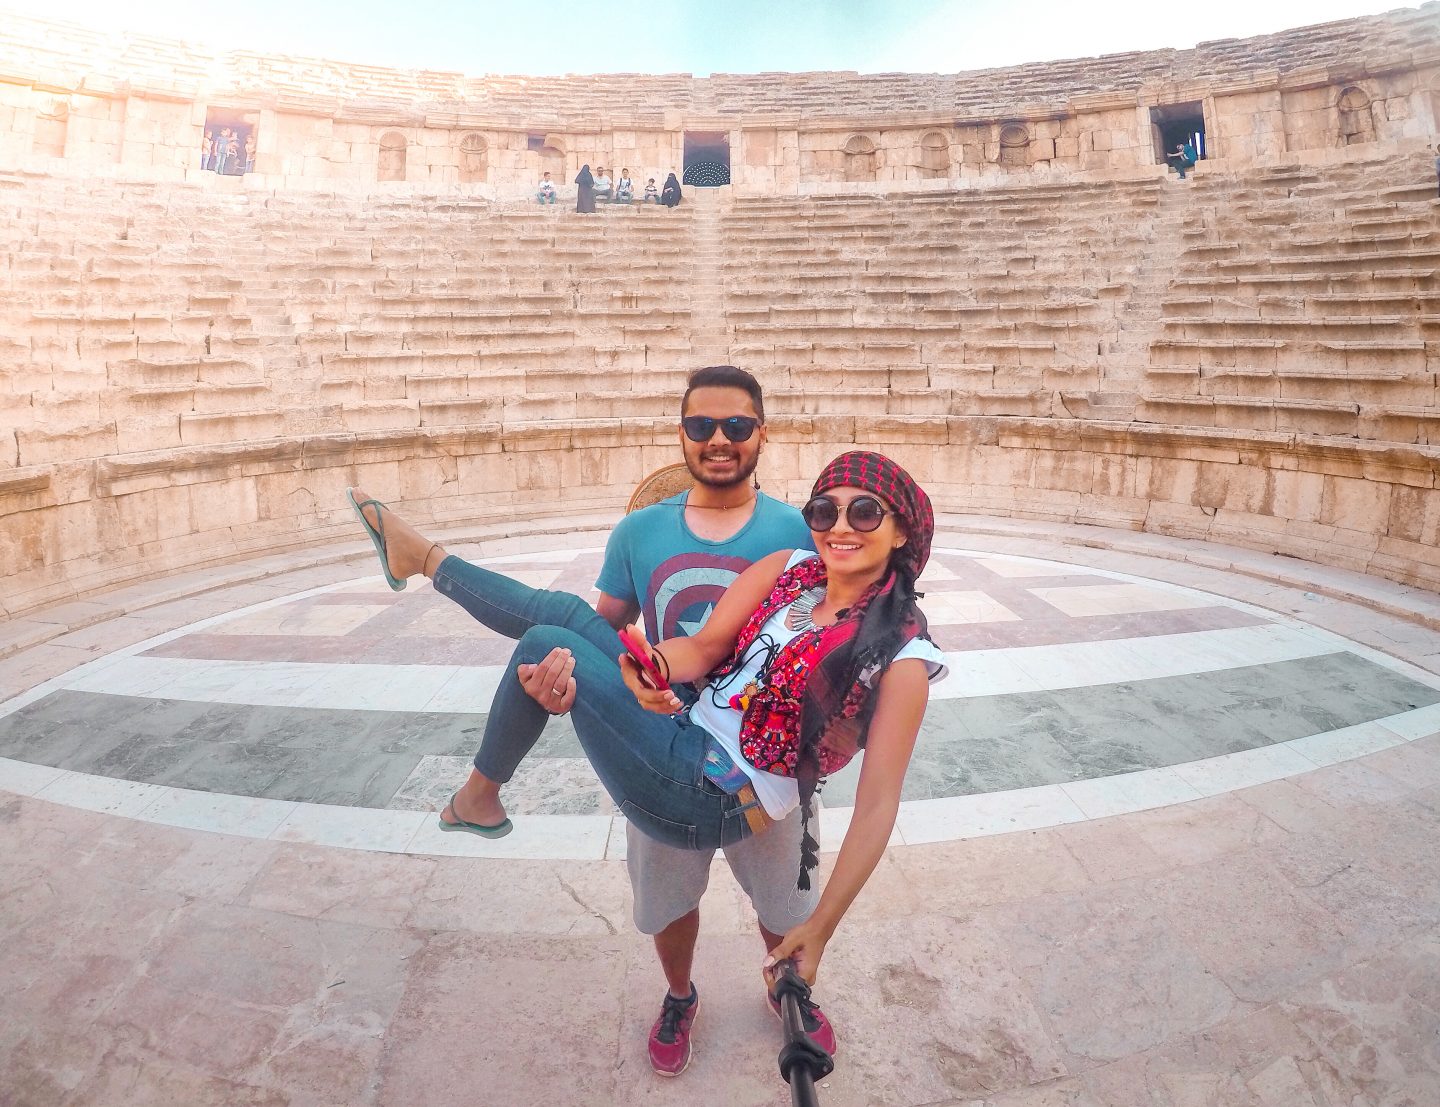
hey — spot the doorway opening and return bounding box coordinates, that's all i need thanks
[202,107,259,175]
[1149,101,1206,167]
[683,131,730,186]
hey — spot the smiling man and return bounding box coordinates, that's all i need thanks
[596,366,831,1076]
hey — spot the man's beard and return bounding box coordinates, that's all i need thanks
[686,448,760,489]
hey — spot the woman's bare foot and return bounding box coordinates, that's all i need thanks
[349,487,445,580]
[443,772,508,828]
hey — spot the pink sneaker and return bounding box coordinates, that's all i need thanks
[648,987,699,1077]
[769,991,837,1056]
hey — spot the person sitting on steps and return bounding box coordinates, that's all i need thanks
[1169,139,1197,180]
[593,166,613,202]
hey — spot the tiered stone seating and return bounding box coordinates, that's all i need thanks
[720,181,1161,418]
[1142,153,1440,443]
[0,176,699,464]
[4,148,1440,615]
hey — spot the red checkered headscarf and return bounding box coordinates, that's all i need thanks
[811,451,933,581]
[712,451,934,888]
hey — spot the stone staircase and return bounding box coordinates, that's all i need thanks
[683,189,730,366]
[1139,152,1440,443]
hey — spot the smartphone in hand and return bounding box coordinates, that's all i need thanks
[618,625,670,691]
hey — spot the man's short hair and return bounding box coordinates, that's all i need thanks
[681,365,765,421]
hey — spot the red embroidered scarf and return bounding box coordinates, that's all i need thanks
[715,556,922,778]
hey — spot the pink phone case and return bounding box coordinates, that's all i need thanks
[618,626,670,691]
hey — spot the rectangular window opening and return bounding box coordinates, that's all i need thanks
[1149,101,1207,168]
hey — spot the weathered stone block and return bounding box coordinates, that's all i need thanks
[17,424,118,466]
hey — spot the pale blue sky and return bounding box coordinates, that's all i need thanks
[4,0,1415,75]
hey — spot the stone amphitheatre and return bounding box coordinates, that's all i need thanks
[2,5,1440,1105]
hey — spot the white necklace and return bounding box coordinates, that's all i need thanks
[785,586,827,632]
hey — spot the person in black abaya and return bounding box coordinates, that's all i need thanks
[575,164,596,214]
[660,172,682,208]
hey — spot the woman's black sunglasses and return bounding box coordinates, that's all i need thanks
[802,495,890,533]
[681,415,760,443]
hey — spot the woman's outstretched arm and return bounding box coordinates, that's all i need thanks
[620,549,792,710]
[764,657,930,984]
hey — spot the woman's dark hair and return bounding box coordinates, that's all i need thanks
[681,365,765,421]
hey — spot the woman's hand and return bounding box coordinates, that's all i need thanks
[764,918,835,988]
[517,646,575,715]
[617,626,683,714]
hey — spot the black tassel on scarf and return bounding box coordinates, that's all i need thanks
[797,811,820,891]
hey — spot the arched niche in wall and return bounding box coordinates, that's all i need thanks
[843,134,877,182]
[378,131,407,182]
[33,97,68,158]
[998,123,1031,168]
[918,130,950,179]
[1336,86,1376,145]
[459,133,488,183]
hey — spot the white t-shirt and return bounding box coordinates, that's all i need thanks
[689,552,948,819]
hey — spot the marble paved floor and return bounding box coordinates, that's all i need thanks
[3,542,1438,859]
[2,519,1439,1105]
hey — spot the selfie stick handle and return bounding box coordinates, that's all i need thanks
[772,960,832,1107]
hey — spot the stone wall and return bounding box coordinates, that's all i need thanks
[3,151,1439,617]
[7,413,1438,619]
[0,8,1437,196]
[2,12,1440,619]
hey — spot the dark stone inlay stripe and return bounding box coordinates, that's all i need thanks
[2,652,1434,810]
[821,651,1440,805]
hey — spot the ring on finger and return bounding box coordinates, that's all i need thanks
[552,686,565,696]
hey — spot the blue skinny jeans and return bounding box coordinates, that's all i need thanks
[432,555,751,851]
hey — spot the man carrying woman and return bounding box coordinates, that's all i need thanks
[348,432,944,1075]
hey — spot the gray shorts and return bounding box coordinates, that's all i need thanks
[626,806,821,936]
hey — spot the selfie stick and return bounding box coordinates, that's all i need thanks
[771,959,833,1107]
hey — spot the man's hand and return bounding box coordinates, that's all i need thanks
[518,646,576,715]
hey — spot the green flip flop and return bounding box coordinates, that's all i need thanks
[438,792,513,839]
[346,488,406,592]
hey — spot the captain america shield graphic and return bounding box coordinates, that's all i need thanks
[643,553,755,640]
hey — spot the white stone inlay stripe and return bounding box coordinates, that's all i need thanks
[1028,583,1217,617]
[2,699,1436,859]
[52,621,1340,711]
[929,622,1337,700]
[59,658,504,714]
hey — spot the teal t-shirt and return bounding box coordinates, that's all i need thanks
[595,490,814,641]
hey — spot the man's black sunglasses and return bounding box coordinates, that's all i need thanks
[802,494,891,533]
[681,415,760,443]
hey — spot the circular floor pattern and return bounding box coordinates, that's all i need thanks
[3,539,1439,860]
